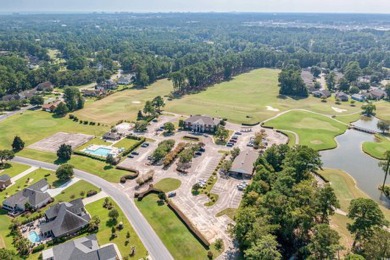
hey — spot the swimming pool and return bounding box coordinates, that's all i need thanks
[84,147,113,157]
[28,231,41,243]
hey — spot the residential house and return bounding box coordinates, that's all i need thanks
[0,174,11,190]
[41,234,118,260]
[103,131,122,141]
[184,115,220,133]
[367,88,387,100]
[96,80,117,91]
[42,101,62,112]
[18,88,38,100]
[36,82,54,92]
[3,179,52,212]
[82,89,106,97]
[335,91,349,102]
[351,94,365,102]
[312,89,331,98]
[229,150,259,179]
[1,94,19,102]
[117,74,133,85]
[40,199,91,239]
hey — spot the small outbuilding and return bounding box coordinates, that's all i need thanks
[0,174,11,190]
[229,150,259,179]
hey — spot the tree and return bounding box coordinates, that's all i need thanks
[311,66,321,78]
[344,253,365,260]
[347,198,387,248]
[220,160,232,173]
[0,150,15,167]
[54,102,69,117]
[0,248,21,260]
[278,68,308,97]
[244,235,282,260]
[88,215,100,232]
[338,77,350,91]
[179,148,193,164]
[143,100,155,116]
[63,87,83,111]
[379,151,390,192]
[56,144,72,160]
[106,154,116,165]
[158,192,166,201]
[377,120,390,134]
[215,126,229,142]
[307,224,341,260]
[315,184,340,223]
[231,147,240,159]
[29,95,44,106]
[363,228,390,259]
[215,238,223,251]
[344,61,362,82]
[361,103,376,117]
[109,209,119,221]
[137,110,143,120]
[12,136,24,152]
[152,96,165,112]
[325,72,336,91]
[56,164,74,181]
[385,84,390,100]
[134,120,148,132]
[164,122,175,134]
[178,119,185,129]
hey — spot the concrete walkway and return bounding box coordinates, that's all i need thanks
[10,166,38,183]
[83,191,108,205]
[47,177,80,197]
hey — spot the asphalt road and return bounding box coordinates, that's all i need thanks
[13,156,173,260]
[0,105,34,122]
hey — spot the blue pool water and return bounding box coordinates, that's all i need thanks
[84,147,112,157]
[28,231,41,243]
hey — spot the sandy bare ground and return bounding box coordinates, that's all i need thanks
[29,132,94,153]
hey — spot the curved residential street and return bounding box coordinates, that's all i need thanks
[12,156,173,260]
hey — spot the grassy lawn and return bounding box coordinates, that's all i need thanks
[135,194,220,259]
[215,208,237,220]
[376,101,390,121]
[362,134,390,160]
[264,110,347,151]
[55,180,100,202]
[0,168,57,203]
[74,79,173,124]
[0,162,30,178]
[165,69,362,124]
[0,209,13,250]
[154,178,181,192]
[330,213,353,255]
[19,149,127,183]
[113,138,140,149]
[320,168,390,221]
[86,198,147,259]
[0,110,108,150]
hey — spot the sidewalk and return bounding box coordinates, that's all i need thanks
[83,191,108,205]
[9,166,38,185]
[47,177,80,197]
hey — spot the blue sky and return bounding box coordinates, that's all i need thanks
[2,0,390,14]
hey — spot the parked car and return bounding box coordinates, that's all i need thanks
[231,135,238,140]
[195,151,202,156]
[168,192,176,198]
[131,151,139,155]
[226,143,234,147]
[247,143,254,147]
[127,155,134,158]
[230,139,237,143]
[141,143,149,147]
[203,134,208,137]
[152,119,158,122]
[199,147,206,152]
[235,132,242,135]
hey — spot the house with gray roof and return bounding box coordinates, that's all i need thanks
[335,91,349,102]
[42,234,118,260]
[3,179,52,213]
[184,115,220,133]
[0,174,11,190]
[229,150,259,179]
[367,88,387,100]
[117,74,134,85]
[40,199,91,239]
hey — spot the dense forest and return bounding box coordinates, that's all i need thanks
[1,13,390,98]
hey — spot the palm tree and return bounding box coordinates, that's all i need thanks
[379,151,390,192]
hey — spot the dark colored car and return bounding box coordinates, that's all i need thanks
[131,151,139,155]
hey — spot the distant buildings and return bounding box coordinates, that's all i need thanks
[335,91,349,102]
[42,101,62,112]
[117,74,134,85]
[312,89,331,98]
[96,80,117,91]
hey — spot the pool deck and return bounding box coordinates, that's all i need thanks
[83,144,122,157]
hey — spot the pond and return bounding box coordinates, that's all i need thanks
[320,117,389,207]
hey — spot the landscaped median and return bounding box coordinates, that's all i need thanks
[263,110,348,151]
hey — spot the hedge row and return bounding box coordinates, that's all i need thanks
[183,135,200,141]
[73,150,107,162]
[122,137,146,157]
[126,134,144,141]
[163,142,187,167]
[242,122,260,127]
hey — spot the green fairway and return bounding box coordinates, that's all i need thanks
[154,178,181,192]
[0,209,13,249]
[264,110,348,151]
[376,101,390,121]
[74,79,173,124]
[362,134,390,160]
[0,110,108,150]
[0,162,30,178]
[165,69,362,124]
[135,194,218,260]
[86,198,147,259]
[55,180,100,202]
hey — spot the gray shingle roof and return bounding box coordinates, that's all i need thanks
[42,234,118,260]
[185,115,219,126]
[0,174,10,182]
[230,150,258,175]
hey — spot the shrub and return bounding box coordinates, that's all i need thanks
[32,244,45,253]
[86,190,98,197]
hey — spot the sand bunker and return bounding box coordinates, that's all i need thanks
[132,101,141,104]
[332,107,347,113]
[266,106,280,112]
